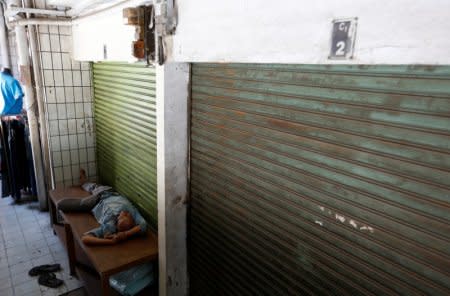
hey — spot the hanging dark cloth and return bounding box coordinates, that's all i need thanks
[0,116,37,201]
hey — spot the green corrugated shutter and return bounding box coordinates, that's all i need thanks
[93,62,157,230]
[190,64,450,295]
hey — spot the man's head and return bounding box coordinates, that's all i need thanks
[117,211,135,232]
[1,67,12,76]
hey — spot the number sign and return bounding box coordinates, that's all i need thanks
[329,18,357,59]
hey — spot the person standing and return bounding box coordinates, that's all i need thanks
[0,67,35,202]
[0,67,24,115]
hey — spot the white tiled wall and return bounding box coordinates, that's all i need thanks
[37,25,97,187]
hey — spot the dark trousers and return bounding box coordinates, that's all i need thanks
[0,118,36,201]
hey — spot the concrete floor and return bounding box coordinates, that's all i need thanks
[0,195,83,296]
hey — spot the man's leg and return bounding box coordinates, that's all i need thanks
[57,194,99,212]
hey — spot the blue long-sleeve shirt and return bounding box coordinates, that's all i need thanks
[88,193,148,238]
[0,72,24,115]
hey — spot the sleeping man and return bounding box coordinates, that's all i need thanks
[57,170,147,246]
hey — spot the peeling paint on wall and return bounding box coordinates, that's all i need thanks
[335,214,346,223]
[360,226,375,233]
[316,205,375,234]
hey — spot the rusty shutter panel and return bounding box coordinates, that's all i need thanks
[189,64,450,295]
[93,62,157,230]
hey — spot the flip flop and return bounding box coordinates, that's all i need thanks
[28,264,61,276]
[38,272,64,288]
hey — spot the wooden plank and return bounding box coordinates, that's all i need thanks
[61,211,158,275]
[49,188,159,275]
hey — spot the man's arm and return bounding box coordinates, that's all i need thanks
[13,79,24,101]
[81,226,115,246]
[81,233,119,245]
[81,225,143,246]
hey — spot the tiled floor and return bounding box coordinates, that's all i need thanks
[0,196,83,296]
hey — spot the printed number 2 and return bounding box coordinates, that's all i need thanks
[336,41,345,55]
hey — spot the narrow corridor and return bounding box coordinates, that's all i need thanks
[0,195,83,295]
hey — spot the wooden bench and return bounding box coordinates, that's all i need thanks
[49,187,158,296]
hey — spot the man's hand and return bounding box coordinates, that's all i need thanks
[116,232,127,241]
[104,234,119,243]
[105,232,127,243]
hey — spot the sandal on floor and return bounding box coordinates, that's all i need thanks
[28,264,61,276]
[38,272,64,288]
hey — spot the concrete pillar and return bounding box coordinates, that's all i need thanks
[156,62,190,296]
[0,3,11,68]
[24,0,52,192]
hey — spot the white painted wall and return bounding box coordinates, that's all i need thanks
[72,1,150,61]
[72,11,135,61]
[169,0,450,64]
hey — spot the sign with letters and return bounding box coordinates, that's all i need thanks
[329,18,357,59]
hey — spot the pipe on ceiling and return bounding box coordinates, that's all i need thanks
[5,7,68,17]
[8,17,72,26]
[7,0,152,27]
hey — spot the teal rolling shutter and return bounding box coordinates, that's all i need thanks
[190,64,450,295]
